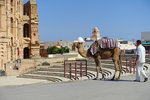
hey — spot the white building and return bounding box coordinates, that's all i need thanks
[119,40,136,54]
[83,40,94,50]
[43,41,74,50]
[141,32,150,53]
[141,32,150,42]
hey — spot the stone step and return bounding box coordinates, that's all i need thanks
[19,74,64,82]
[18,55,149,82]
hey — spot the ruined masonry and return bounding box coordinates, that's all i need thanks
[0,0,40,70]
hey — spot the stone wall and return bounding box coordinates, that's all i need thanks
[0,0,40,71]
[5,53,79,76]
[5,57,63,76]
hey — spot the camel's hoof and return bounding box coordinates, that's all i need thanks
[116,78,120,80]
[93,78,99,80]
[111,78,114,80]
[100,78,105,81]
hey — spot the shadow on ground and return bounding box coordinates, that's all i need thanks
[91,78,134,82]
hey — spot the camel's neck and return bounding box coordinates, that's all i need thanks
[78,45,91,58]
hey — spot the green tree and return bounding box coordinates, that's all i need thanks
[47,46,59,54]
[47,46,69,54]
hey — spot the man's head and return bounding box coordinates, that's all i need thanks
[136,40,141,46]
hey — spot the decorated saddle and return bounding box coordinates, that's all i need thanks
[90,39,118,55]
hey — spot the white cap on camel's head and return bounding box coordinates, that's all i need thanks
[73,40,78,43]
[78,37,85,42]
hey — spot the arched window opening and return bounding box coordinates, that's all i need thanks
[23,24,29,37]
[33,33,36,36]
[11,17,13,27]
[11,0,13,6]
[11,8,13,13]
[11,37,13,45]
[24,47,30,59]
[11,17,13,34]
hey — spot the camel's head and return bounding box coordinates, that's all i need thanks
[73,42,83,49]
[73,37,85,49]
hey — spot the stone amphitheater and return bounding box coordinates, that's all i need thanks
[18,54,150,83]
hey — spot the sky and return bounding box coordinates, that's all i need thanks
[24,0,150,42]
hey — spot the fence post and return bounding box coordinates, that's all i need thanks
[64,61,66,77]
[80,63,82,77]
[69,63,72,79]
[133,60,136,74]
[129,60,132,73]
[86,60,87,76]
[126,58,128,73]
[75,62,77,80]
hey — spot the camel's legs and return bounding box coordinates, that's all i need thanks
[111,60,118,80]
[94,57,104,80]
[117,56,122,80]
[94,58,100,79]
[96,66,100,79]
[112,48,120,80]
[99,60,105,80]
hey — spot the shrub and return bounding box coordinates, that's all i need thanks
[47,46,69,54]
[47,46,59,54]
[37,64,41,66]
[42,62,50,66]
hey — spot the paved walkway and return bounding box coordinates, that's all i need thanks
[0,76,49,87]
[0,73,149,100]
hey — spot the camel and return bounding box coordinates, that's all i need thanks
[74,38,122,80]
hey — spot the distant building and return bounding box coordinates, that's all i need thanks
[83,40,93,50]
[81,27,101,50]
[119,40,136,54]
[141,32,150,54]
[90,27,101,41]
[141,32,150,42]
[40,43,47,57]
[43,41,74,50]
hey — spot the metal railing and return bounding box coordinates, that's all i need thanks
[126,58,136,74]
[64,60,87,80]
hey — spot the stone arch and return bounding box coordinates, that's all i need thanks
[11,0,13,6]
[10,17,13,34]
[23,24,30,37]
[11,17,13,27]
[33,33,36,36]
[11,37,13,45]
[24,47,30,59]
[17,1,19,12]
[10,37,13,61]
[11,8,13,13]
[17,1,19,5]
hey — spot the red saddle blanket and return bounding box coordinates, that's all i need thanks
[90,39,118,55]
